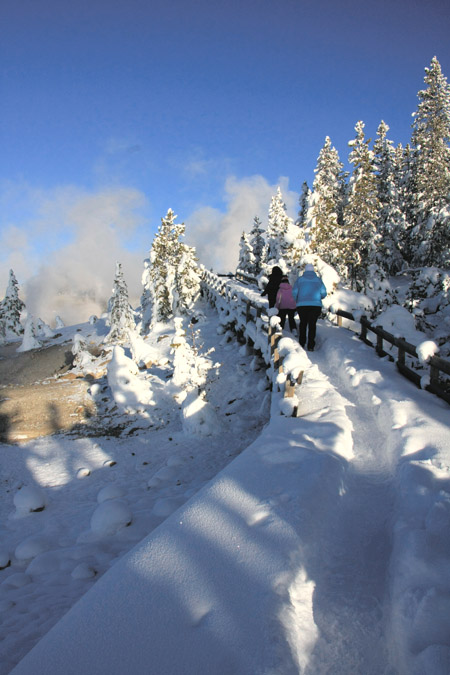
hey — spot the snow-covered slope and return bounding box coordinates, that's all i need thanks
[7,305,450,675]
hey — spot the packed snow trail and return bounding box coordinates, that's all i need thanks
[7,307,450,675]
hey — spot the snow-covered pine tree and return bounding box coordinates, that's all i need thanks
[408,57,450,267]
[265,187,289,263]
[0,270,25,338]
[343,121,381,289]
[140,258,152,335]
[142,209,200,325]
[308,137,346,275]
[373,121,406,274]
[236,231,255,276]
[106,262,135,344]
[174,232,201,315]
[296,181,311,228]
[265,187,303,270]
[248,216,266,276]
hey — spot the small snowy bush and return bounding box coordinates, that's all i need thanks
[13,485,47,513]
[90,500,132,536]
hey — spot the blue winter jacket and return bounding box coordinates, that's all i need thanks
[292,271,327,307]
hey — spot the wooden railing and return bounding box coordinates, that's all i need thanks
[201,269,304,416]
[203,268,450,406]
[334,309,450,404]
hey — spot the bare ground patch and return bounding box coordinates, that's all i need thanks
[0,342,97,444]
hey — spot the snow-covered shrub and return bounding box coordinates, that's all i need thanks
[13,485,47,513]
[0,269,25,339]
[172,317,219,392]
[107,346,153,413]
[35,318,55,338]
[15,535,50,561]
[16,316,42,352]
[90,500,132,536]
[72,334,95,372]
[404,268,450,355]
[129,333,158,369]
[181,389,221,437]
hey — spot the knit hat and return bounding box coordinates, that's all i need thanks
[304,263,314,272]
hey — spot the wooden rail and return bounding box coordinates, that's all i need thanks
[201,269,303,416]
[334,309,450,404]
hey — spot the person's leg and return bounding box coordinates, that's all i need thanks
[288,309,296,332]
[278,308,287,329]
[307,307,322,350]
[297,307,308,346]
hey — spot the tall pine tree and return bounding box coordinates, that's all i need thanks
[248,216,266,276]
[343,121,381,289]
[409,57,450,268]
[373,121,406,274]
[106,262,135,344]
[142,209,200,327]
[308,137,346,274]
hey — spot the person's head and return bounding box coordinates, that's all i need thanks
[272,266,283,277]
[281,275,289,283]
[304,263,315,273]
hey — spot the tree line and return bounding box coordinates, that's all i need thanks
[237,57,450,290]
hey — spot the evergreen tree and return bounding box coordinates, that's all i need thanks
[343,121,381,289]
[106,262,135,343]
[142,209,200,326]
[308,137,346,275]
[266,187,289,263]
[373,122,406,274]
[296,181,311,228]
[0,270,25,338]
[248,216,266,275]
[409,57,450,267]
[236,231,255,276]
[174,235,201,315]
[265,187,302,269]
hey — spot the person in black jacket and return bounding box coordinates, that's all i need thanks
[261,266,283,308]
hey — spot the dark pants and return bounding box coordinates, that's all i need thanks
[278,308,297,331]
[297,306,321,348]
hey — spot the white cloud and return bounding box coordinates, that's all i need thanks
[185,175,298,272]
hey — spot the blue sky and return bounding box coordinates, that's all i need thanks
[1,0,450,322]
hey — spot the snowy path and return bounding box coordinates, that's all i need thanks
[296,325,398,673]
[291,322,450,674]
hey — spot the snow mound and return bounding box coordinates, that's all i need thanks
[13,485,47,513]
[90,500,132,536]
[71,563,96,580]
[15,535,51,561]
[97,484,125,504]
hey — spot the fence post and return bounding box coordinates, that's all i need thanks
[245,301,251,324]
[376,333,383,355]
[360,316,368,342]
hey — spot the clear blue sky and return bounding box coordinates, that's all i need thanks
[1,0,449,319]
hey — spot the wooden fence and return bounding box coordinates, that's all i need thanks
[334,310,450,404]
[201,269,303,416]
[205,269,450,406]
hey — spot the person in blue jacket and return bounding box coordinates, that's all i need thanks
[292,263,327,351]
